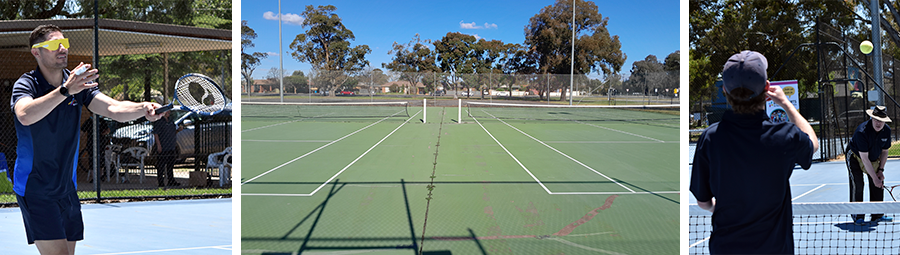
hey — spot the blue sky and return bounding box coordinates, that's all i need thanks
[240,0,680,80]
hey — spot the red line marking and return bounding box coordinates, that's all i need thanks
[553,195,617,237]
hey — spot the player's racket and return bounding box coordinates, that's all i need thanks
[886,184,900,202]
[155,73,228,116]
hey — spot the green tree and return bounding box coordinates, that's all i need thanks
[690,0,863,102]
[0,0,70,19]
[383,34,440,95]
[525,0,626,101]
[434,32,477,96]
[626,55,666,95]
[284,70,309,93]
[242,20,267,95]
[289,5,370,97]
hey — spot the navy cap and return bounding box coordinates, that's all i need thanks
[722,50,768,100]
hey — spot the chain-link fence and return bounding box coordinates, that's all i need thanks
[242,70,680,105]
[691,18,900,161]
[816,20,900,161]
[1,13,231,205]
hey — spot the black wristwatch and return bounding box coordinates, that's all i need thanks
[59,85,71,97]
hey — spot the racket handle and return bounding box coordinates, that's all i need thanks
[156,104,174,114]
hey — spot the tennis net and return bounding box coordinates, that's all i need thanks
[689,202,900,254]
[466,101,678,126]
[242,101,409,119]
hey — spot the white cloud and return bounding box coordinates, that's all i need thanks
[460,21,478,29]
[459,20,497,29]
[263,11,304,26]
[266,52,279,57]
[473,34,482,40]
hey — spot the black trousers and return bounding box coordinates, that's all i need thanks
[845,150,885,220]
[155,150,177,186]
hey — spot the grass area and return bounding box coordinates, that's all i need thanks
[0,187,231,204]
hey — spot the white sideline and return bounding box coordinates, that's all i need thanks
[472,115,553,194]
[240,110,404,185]
[243,110,421,196]
[482,110,635,193]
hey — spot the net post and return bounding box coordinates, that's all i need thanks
[423,99,426,124]
[458,99,462,123]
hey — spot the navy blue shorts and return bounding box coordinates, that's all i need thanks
[16,192,84,244]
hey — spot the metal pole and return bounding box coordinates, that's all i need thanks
[458,99,461,123]
[423,99,426,124]
[93,0,101,203]
[279,0,284,102]
[569,0,575,105]
[871,0,884,105]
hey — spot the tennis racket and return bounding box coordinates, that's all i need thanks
[886,184,900,202]
[155,73,228,116]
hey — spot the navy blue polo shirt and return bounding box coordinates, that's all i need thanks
[10,67,100,198]
[848,120,892,161]
[152,115,178,152]
[690,110,814,254]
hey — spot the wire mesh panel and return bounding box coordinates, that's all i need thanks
[466,101,679,128]
[242,69,680,106]
[242,101,410,120]
[689,202,900,255]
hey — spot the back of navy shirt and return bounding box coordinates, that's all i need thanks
[11,67,99,199]
[690,111,815,254]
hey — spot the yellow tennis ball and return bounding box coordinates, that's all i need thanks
[860,40,874,55]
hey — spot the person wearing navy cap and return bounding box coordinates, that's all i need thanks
[846,105,893,225]
[690,50,819,254]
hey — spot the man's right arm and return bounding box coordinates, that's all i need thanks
[13,87,69,126]
[14,66,99,126]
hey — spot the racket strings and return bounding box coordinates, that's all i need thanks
[175,75,226,114]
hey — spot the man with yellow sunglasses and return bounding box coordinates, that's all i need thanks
[11,24,165,255]
[31,38,69,51]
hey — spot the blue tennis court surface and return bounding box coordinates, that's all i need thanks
[688,160,900,204]
[0,198,231,255]
[688,161,900,254]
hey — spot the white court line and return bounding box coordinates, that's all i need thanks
[551,191,679,195]
[574,120,665,143]
[241,110,405,185]
[545,141,678,144]
[242,119,304,133]
[482,110,635,193]
[792,184,827,201]
[242,140,333,143]
[242,112,342,133]
[89,245,231,255]
[243,110,420,196]
[549,238,626,255]
[472,115,553,194]
[689,237,710,248]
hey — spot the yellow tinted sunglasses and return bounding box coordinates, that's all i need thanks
[31,38,69,51]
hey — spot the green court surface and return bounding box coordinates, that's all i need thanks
[241,101,679,255]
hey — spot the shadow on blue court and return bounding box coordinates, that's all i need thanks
[0,198,231,255]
